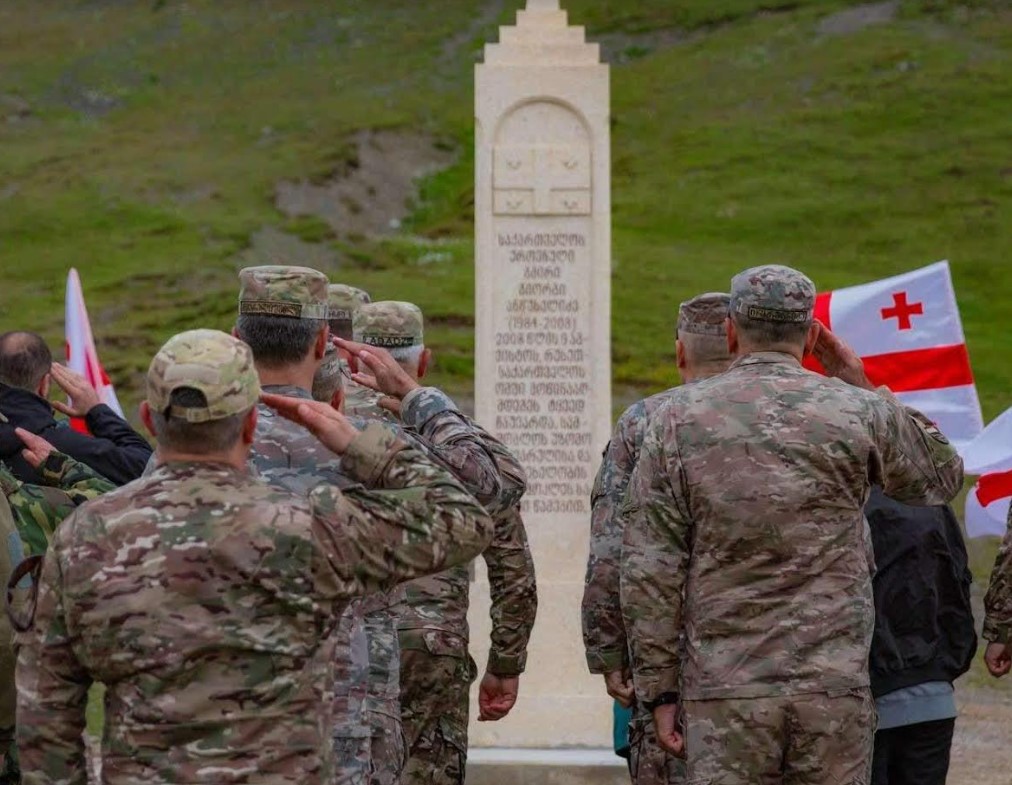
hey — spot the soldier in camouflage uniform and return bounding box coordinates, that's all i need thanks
[236,276,511,785]
[326,284,377,416]
[583,293,732,785]
[983,504,1012,679]
[344,302,536,785]
[621,265,964,785]
[0,427,114,784]
[16,329,493,785]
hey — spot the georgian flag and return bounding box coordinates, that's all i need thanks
[805,261,983,450]
[65,269,124,432]
[962,407,1012,538]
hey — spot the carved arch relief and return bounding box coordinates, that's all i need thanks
[492,100,592,216]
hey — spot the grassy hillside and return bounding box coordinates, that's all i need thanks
[0,0,1008,420]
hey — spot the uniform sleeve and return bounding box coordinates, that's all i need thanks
[400,387,506,513]
[16,540,91,785]
[871,390,964,505]
[2,454,114,556]
[309,423,493,596]
[620,408,691,705]
[582,407,641,674]
[983,505,1012,644]
[483,506,537,676]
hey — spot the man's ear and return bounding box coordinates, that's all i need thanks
[231,325,240,339]
[38,374,51,399]
[314,325,330,361]
[725,317,739,356]
[330,388,345,414]
[675,339,687,372]
[417,348,432,380]
[241,407,258,446]
[803,322,820,357]
[139,401,157,438]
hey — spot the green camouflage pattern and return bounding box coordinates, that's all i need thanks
[17,422,493,785]
[398,638,473,785]
[583,388,681,675]
[621,352,963,705]
[627,703,686,785]
[327,284,371,341]
[343,378,397,424]
[147,329,261,423]
[983,503,1012,643]
[676,292,731,337]
[354,301,423,349]
[730,264,815,323]
[683,691,875,783]
[238,264,329,320]
[0,453,115,556]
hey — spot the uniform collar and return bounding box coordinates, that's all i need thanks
[731,351,803,369]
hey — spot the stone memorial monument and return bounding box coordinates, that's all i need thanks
[470,0,613,755]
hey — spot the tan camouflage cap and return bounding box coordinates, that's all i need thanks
[730,265,815,324]
[677,292,730,337]
[147,330,261,423]
[354,301,424,349]
[238,265,329,320]
[327,284,372,340]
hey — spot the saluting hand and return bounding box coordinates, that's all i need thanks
[333,338,419,409]
[15,427,56,470]
[49,363,102,418]
[811,321,874,390]
[260,394,359,455]
[985,642,1012,678]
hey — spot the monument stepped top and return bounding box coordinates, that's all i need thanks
[483,0,601,68]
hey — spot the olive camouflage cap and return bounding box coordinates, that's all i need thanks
[147,329,261,423]
[677,292,731,337]
[238,265,329,320]
[327,284,371,340]
[354,301,424,349]
[730,264,815,324]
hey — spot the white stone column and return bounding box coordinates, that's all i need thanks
[471,1,612,749]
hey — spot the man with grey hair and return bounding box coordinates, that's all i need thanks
[621,265,964,784]
[583,292,732,785]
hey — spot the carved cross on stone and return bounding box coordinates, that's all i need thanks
[493,144,592,215]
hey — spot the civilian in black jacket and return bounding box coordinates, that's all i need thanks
[0,332,151,486]
[866,488,977,785]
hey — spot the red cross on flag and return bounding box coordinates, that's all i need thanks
[962,407,1012,538]
[805,261,983,449]
[65,269,125,433]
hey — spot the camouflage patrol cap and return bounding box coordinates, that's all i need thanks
[677,292,731,337]
[354,301,424,349]
[147,330,261,424]
[327,284,372,340]
[238,265,329,320]
[730,265,815,324]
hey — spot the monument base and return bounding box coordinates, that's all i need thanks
[467,749,627,785]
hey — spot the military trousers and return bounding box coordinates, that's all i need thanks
[683,689,876,785]
[332,716,406,785]
[399,629,477,785]
[628,704,686,785]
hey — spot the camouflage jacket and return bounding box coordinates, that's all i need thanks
[583,388,679,675]
[351,387,529,726]
[0,452,115,556]
[621,352,964,703]
[17,423,492,785]
[392,389,534,675]
[983,504,1012,644]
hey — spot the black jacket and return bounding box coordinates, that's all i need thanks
[0,384,152,486]
[867,488,977,698]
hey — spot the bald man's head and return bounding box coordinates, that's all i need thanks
[0,332,53,394]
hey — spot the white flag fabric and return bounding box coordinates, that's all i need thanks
[961,406,1012,538]
[805,261,983,449]
[65,269,125,425]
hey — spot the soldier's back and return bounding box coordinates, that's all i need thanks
[41,462,349,783]
[661,352,911,700]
